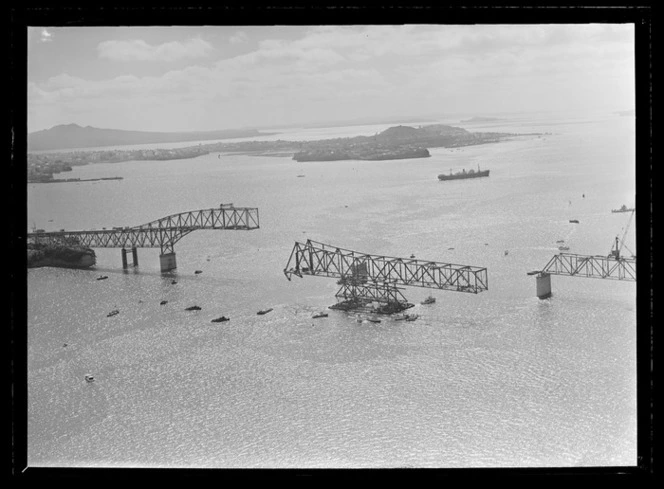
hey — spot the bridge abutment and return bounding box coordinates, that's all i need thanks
[121,248,128,269]
[160,252,177,272]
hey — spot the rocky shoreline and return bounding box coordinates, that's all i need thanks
[27,243,96,269]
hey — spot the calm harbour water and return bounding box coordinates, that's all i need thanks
[27,113,637,468]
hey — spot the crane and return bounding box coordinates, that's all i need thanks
[609,209,635,260]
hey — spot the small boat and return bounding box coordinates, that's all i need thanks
[556,239,565,243]
[107,310,119,317]
[297,174,306,178]
[526,270,540,276]
[211,316,230,323]
[410,254,416,259]
[405,314,419,322]
[612,204,634,213]
[171,280,178,284]
[558,246,570,251]
[257,308,273,315]
[194,270,203,274]
[421,296,436,305]
[160,300,168,305]
[85,375,95,383]
[312,312,328,319]
[366,317,381,323]
[96,275,108,281]
[569,220,579,224]
[185,305,202,311]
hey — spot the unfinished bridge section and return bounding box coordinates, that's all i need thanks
[532,253,636,299]
[28,205,259,272]
[284,240,488,313]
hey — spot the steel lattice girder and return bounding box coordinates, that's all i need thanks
[335,282,410,304]
[284,239,488,293]
[27,206,259,254]
[541,253,636,281]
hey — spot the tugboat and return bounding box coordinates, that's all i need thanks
[438,164,489,181]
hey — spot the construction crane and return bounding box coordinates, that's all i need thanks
[531,208,636,299]
[609,209,635,260]
[283,239,488,314]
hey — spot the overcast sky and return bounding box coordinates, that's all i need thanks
[27,24,635,133]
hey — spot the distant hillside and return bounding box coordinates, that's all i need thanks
[28,124,272,151]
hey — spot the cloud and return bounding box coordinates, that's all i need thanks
[229,31,248,44]
[29,24,635,131]
[40,29,53,43]
[97,38,213,62]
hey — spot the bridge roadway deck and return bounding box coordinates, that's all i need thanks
[27,206,259,254]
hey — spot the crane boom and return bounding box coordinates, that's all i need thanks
[610,209,635,260]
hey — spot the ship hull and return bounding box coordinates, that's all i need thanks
[438,170,490,181]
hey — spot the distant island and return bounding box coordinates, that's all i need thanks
[460,116,503,123]
[28,123,275,152]
[27,122,537,182]
[291,124,517,162]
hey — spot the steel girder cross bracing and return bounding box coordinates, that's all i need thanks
[27,206,260,255]
[541,252,636,281]
[283,239,488,312]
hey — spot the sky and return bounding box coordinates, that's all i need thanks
[27,24,636,133]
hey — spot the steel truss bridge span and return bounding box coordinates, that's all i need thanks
[28,206,259,271]
[541,253,636,281]
[532,252,636,299]
[284,240,488,313]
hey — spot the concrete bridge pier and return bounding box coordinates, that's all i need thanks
[160,252,177,273]
[536,272,552,299]
[121,247,139,268]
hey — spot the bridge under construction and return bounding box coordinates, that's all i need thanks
[531,209,636,298]
[27,205,259,272]
[284,239,488,314]
[531,253,636,299]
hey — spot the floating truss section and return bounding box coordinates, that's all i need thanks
[284,239,488,313]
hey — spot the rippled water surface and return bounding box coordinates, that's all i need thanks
[27,113,637,468]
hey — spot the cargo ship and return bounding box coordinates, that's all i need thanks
[438,165,489,181]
